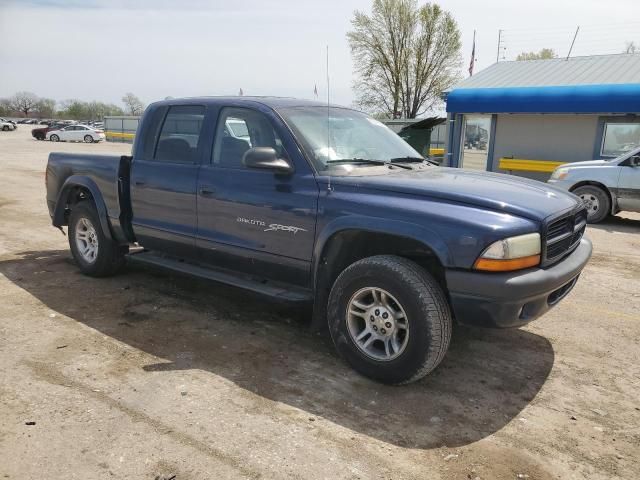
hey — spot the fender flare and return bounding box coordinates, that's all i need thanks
[311,215,452,290]
[53,175,114,240]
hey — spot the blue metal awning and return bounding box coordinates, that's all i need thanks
[446,83,640,114]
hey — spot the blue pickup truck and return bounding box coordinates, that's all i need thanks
[46,97,592,384]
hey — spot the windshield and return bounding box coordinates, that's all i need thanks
[611,145,640,162]
[278,106,422,171]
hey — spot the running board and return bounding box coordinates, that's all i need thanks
[127,251,312,302]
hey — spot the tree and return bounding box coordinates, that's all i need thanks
[121,93,145,116]
[9,91,39,117]
[35,98,56,118]
[516,48,557,61]
[625,41,637,54]
[0,98,13,116]
[347,0,462,118]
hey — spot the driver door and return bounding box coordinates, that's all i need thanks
[617,157,640,212]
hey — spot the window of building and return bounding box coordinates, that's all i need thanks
[154,105,205,163]
[601,123,640,157]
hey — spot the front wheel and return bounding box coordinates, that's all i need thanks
[84,134,94,143]
[68,201,125,277]
[327,255,452,385]
[50,134,59,142]
[573,185,610,223]
[2,126,8,131]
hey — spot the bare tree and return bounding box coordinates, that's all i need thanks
[347,0,461,118]
[121,93,145,116]
[516,48,557,61]
[9,91,39,117]
[625,41,637,54]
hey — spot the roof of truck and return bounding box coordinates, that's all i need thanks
[153,96,343,109]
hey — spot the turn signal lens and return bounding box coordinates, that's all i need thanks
[474,254,541,272]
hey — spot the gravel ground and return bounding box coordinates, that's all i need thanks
[1,126,639,480]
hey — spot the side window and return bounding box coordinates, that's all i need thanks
[212,107,286,169]
[154,105,205,163]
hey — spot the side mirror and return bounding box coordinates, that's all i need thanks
[242,147,293,174]
[630,155,640,167]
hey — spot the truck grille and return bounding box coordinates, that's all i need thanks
[542,207,587,266]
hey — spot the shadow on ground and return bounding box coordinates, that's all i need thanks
[588,214,640,234]
[0,250,555,450]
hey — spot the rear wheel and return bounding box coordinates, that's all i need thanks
[68,201,125,277]
[2,126,8,131]
[84,134,94,143]
[327,255,452,385]
[50,134,59,142]
[573,185,610,223]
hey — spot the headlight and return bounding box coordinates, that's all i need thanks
[550,167,569,180]
[474,233,541,272]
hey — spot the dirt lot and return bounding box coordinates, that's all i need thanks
[0,126,639,480]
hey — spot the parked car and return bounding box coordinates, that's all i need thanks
[46,97,592,385]
[46,124,105,143]
[32,123,66,140]
[548,146,640,223]
[0,118,17,131]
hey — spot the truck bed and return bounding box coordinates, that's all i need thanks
[46,152,133,244]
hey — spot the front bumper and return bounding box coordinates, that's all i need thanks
[445,238,592,328]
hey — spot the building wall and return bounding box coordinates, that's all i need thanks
[491,114,599,181]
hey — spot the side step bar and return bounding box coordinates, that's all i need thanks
[127,251,312,302]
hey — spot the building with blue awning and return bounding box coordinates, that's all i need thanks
[444,54,640,180]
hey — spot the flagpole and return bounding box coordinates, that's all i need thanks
[469,30,476,77]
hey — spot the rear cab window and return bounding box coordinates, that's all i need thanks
[154,105,205,163]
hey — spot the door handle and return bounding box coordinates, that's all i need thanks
[199,186,215,196]
[134,181,146,186]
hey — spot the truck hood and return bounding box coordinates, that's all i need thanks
[330,166,580,222]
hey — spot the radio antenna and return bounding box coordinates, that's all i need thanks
[326,44,332,193]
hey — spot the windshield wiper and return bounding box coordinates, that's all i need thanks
[388,156,438,166]
[326,158,413,170]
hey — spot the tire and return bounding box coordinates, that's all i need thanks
[84,135,94,143]
[573,185,610,223]
[2,126,8,131]
[50,134,59,142]
[68,201,125,277]
[327,255,452,385]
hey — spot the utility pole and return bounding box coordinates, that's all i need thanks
[496,29,502,63]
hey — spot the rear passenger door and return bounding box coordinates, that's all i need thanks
[130,105,206,258]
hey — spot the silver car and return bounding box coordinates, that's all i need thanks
[548,147,640,223]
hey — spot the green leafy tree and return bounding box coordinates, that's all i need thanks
[0,98,13,116]
[348,0,462,118]
[516,48,557,61]
[35,98,56,118]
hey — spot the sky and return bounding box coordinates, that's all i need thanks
[1,0,639,111]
